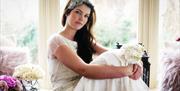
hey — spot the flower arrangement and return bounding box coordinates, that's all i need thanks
[12,64,44,91]
[0,75,23,91]
[120,44,145,64]
[13,64,44,81]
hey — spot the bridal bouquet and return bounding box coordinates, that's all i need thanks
[120,44,145,64]
[13,64,44,81]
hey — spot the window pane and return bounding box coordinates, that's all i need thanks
[0,0,39,63]
[93,0,139,48]
[159,0,180,49]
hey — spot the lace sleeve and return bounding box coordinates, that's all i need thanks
[47,34,65,58]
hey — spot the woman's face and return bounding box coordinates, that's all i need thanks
[66,4,91,30]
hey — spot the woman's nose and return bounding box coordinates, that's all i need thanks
[79,15,84,21]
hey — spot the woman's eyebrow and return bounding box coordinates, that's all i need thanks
[75,9,90,15]
[75,9,83,13]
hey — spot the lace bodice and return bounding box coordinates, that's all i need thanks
[48,33,81,91]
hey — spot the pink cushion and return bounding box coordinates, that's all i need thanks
[159,42,180,91]
[0,47,29,75]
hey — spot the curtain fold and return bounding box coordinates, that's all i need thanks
[38,0,60,89]
[138,0,159,88]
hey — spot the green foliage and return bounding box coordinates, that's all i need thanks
[94,19,134,48]
[17,24,38,62]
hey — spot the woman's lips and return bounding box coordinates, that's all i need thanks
[75,21,83,25]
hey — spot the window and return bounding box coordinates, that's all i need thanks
[93,0,139,48]
[159,0,180,49]
[0,0,39,63]
[59,0,139,48]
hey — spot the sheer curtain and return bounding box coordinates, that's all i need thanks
[38,0,60,89]
[138,0,159,88]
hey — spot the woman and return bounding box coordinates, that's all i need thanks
[48,0,142,91]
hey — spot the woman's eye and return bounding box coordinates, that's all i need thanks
[75,11,81,15]
[84,15,89,18]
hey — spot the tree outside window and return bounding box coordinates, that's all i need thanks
[0,0,39,63]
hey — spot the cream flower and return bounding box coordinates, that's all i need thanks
[13,64,44,81]
[121,44,145,64]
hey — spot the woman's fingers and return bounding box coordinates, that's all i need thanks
[132,64,138,73]
[129,64,143,80]
[134,65,142,79]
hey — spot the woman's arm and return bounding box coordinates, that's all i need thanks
[54,44,134,79]
[92,42,143,80]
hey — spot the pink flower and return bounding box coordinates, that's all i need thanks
[0,75,17,88]
[0,75,23,91]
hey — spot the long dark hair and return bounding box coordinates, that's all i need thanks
[62,0,96,63]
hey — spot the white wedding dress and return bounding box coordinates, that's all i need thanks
[48,33,149,91]
[74,50,149,91]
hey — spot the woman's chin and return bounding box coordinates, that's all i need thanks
[74,26,83,30]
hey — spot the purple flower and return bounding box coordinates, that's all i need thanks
[0,75,17,88]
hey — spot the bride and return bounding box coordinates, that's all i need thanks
[47,0,149,91]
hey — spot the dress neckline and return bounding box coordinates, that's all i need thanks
[57,33,77,44]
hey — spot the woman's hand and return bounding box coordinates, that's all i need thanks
[129,64,143,80]
[126,64,134,76]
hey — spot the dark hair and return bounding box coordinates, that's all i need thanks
[62,0,96,63]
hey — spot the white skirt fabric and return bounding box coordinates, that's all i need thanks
[74,50,149,91]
